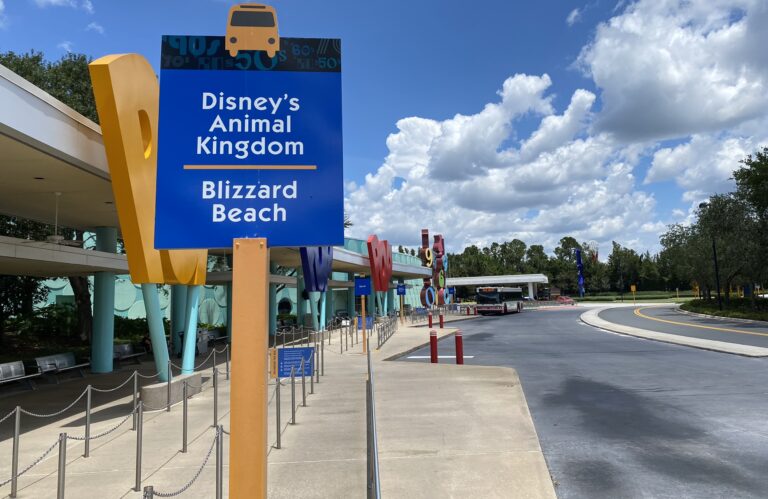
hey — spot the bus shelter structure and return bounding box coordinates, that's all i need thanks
[0,62,431,379]
[446,274,549,300]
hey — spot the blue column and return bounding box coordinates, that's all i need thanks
[181,286,201,374]
[309,291,321,331]
[296,271,305,327]
[269,263,277,337]
[170,285,187,356]
[91,227,117,373]
[226,282,233,342]
[141,284,170,382]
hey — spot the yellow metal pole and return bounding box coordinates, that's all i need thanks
[362,294,367,354]
[400,295,404,323]
[229,238,269,499]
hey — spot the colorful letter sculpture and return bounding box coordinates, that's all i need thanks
[367,235,393,292]
[300,246,333,292]
[419,229,449,307]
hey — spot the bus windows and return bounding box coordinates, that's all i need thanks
[226,4,279,58]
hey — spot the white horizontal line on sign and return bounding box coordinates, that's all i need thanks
[184,164,318,170]
[407,355,475,359]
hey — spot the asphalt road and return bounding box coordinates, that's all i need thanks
[398,308,768,499]
[599,305,768,348]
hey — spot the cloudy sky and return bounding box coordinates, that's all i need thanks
[1,0,766,255]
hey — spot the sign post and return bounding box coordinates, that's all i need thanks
[630,284,637,304]
[397,284,406,323]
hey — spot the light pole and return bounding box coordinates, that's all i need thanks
[699,202,723,311]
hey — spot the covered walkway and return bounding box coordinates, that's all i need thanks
[446,274,549,300]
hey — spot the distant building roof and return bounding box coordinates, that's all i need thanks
[445,274,549,287]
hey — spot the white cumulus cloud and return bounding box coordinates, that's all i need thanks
[578,0,768,142]
[0,0,7,28]
[567,8,582,26]
[57,40,73,52]
[86,21,104,34]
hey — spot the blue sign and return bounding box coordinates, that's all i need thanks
[277,347,314,377]
[357,316,374,329]
[448,287,456,295]
[155,36,343,249]
[355,277,371,296]
[396,284,406,296]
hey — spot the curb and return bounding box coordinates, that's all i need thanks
[381,330,459,362]
[674,306,768,325]
[579,307,768,358]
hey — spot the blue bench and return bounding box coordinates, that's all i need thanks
[0,360,40,390]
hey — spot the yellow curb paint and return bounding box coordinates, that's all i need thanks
[634,307,768,338]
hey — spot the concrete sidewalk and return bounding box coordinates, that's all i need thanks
[0,318,555,498]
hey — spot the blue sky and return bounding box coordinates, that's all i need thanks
[1,0,766,254]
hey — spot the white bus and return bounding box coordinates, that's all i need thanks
[475,287,524,315]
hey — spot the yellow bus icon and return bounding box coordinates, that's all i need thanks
[226,4,279,58]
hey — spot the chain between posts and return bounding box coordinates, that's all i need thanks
[143,428,219,498]
[19,387,88,418]
[67,409,135,441]
[0,437,59,487]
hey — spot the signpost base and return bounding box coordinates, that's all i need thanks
[229,238,269,499]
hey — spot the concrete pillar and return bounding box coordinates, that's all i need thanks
[91,227,117,373]
[181,286,201,374]
[170,285,187,356]
[387,287,396,313]
[309,291,320,331]
[269,263,277,336]
[141,284,171,382]
[296,270,305,327]
[529,282,536,300]
[226,282,233,342]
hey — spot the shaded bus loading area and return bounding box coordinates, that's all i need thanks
[0,62,431,379]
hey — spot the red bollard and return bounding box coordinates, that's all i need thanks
[428,312,433,328]
[466,307,470,316]
[455,330,464,365]
[439,313,444,329]
[473,307,477,316]
[430,330,438,363]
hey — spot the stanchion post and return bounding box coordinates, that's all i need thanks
[213,348,217,373]
[182,381,188,453]
[166,359,172,412]
[321,335,325,376]
[439,313,444,329]
[143,486,154,498]
[134,401,143,491]
[216,425,223,499]
[275,379,281,449]
[57,433,67,499]
[301,358,307,406]
[455,330,464,365]
[225,345,230,380]
[132,371,138,431]
[290,366,296,424]
[428,311,433,328]
[430,330,438,364]
[11,406,20,498]
[315,343,320,384]
[84,384,92,457]
[213,367,219,427]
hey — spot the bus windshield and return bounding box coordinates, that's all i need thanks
[231,11,275,27]
[477,291,500,304]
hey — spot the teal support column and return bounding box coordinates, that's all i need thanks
[226,282,233,342]
[309,291,321,331]
[170,285,187,356]
[346,274,355,317]
[296,271,305,327]
[368,289,376,318]
[181,286,202,374]
[141,284,170,382]
[269,263,277,337]
[387,287,395,314]
[325,289,334,326]
[91,227,117,373]
[319,292,327,330]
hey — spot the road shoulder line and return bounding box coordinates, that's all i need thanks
[674,306,768,325]
[580,307,768,358]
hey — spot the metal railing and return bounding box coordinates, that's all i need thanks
[0,345,230,498]
[374,315,398,349]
